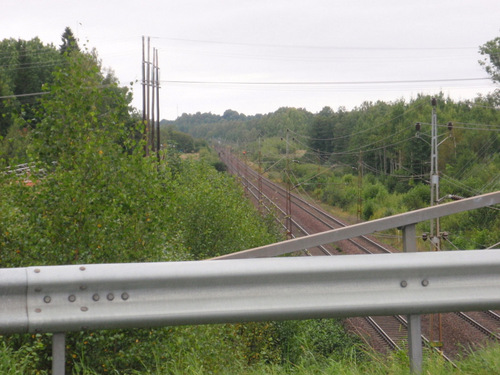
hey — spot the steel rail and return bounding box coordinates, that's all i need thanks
[221,151,500,361]
[229,152,431,354]
[365,316,401,351]
[234,158,331,255]
[397,315,456,366]
[229,151,388,255]
[261,175,393,253]
[217,149,500,364]
[454,312,500,341]
[485,310,500,322]
[231,151,394,254]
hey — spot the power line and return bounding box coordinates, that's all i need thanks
[0,84,119,100]
[0,47,61,59]
[454,121,500,130]
[290,127,417,158]
[408,121,500,132]
[288,100,427,142]
[161,77,490,86]
[0,60,65,71]
[153,36,478,51]
[470,103,500,110]
[446,125,500,132]
[0,91,48,99]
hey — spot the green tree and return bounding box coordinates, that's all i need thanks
[175,161,278,259]
[163,128,196,152]
[479,36,500,83]
[59,26,80,55]
[309,106,335,161]
[30,49,133,165]
[0,37,62,138]
[0,45,177,266]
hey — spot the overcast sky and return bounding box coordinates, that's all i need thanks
[3,0,500,119]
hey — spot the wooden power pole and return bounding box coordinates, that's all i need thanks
[142,36,160,159]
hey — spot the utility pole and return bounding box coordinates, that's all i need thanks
[415,98,452,252]
[415,98,453,351]
[151,46,155,154]
[155,49,160,161]
[285,129,292,238]
[142,36,147,156]
[316,150,321,174]
[357,151,363,223]
[243,150,248,194]
[146,37,151,156]
[258,137,263,213]
[429,97,443,349]
[142,36,160,160]
[430,98,440,252]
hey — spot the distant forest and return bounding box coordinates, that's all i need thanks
[166,92,500,197]
[164,42,500,250]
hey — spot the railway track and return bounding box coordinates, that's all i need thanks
[217,146,500,359]
[221,148,392,255]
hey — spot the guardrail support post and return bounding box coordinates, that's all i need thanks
[403,224,422,374]
[52,333,66,375]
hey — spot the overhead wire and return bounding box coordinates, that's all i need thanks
[154,36,479,51]
[0,83,121,100]
[416,121,500,132]
[470,103,500,110]
[441,174,481,196]
[0,91,48,100]
[263,155,287,174]
[481,174,500,193]
[286,99,420,141]
[0,46,62,59]
[0,60,66,72]
[161,77,490,86]
[289,129,431,182]
[453,121,500,130]
[452,136,497,181]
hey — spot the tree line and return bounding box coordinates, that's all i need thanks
[165,36,500,250]
[0,28,307,373]
[166,34,500,199]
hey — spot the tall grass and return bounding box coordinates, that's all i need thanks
[2,331,499,374]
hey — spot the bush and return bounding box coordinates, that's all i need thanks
[174,161,278,259]
[402,184,430,211]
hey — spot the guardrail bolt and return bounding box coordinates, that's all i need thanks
[80,306,88,312]
[421,279,429,287]
[79,266,86,271]
[35,308,42,313]
[400,280,408,288]
[68,295,76,302]
[43,296,51,303]
[34,287,42,293]
[121,292,129,301]
[107,293,114,301]
[92,293,100,302]
[80,285,87,291]
[34,269,40,273]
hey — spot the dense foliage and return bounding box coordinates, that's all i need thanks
[167,93,500,250]
[0,31,498,374]
[0,32,371,374]
[167,39,500,250]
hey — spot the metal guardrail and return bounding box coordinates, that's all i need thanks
[1,250,500,335]
[0,191,499,374]
[215,191,500,259]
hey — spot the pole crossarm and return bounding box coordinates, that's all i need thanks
[215,191,500,259]
[1,250,500,334]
